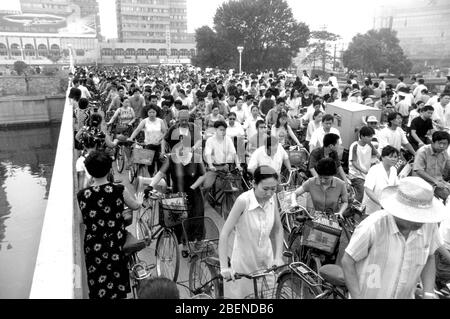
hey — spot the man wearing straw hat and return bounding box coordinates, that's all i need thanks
[342,177,447,299]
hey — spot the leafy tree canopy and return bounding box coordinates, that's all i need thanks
[13,60,28,75]
[193,0,310,72]
[343,28,412,76]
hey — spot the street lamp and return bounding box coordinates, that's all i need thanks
[237,46,244,74]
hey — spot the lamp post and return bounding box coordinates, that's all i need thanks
[237,46,244,74]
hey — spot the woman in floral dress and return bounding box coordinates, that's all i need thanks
[77,151,143,299]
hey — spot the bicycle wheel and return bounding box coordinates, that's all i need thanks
[116,146,125,173]
[276,272,320,299]
[155,228,180,282]
[188,257,217,298]
[220,192,237,220]
[128,163,137,184]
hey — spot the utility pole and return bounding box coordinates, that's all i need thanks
[333,43,337,71]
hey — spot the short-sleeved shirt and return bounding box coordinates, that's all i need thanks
[248,144,288,174]
[413,144,450,182]
[362,163,398,215]
[378,127,409,153]
[409,116,433,142]
[348,142,377,179]
[159,154,205,193]
[345,210,443,299]
[301,176,347,212]
[308,147,341,172]
[164,122,202,150]
[309,127,342,152]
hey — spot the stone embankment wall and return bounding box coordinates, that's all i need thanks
[0,76,67,96]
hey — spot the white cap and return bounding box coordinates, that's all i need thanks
[367,116,378,123]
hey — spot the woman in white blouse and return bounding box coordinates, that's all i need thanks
[362,145,399,215]
[287,89,302,118]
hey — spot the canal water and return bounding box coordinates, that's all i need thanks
[0,124,60,298]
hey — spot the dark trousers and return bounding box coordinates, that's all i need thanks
[350,177,365,203]
[144,144,162,176]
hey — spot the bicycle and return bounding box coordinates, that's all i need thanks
[134,187,188,282]
[121,208,156,299]
[207,166,249,220]
[178,216,220,298]
[127,142,156,185]
[275,251,348,299]
[107,124,134,174]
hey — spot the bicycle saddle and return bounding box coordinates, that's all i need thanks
[318,264,346,288]
[123,232,146,256]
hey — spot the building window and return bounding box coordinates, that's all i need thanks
[50,44,60,56]
[38,44,48,57]
[148,48,158,56]
[159,48,167,56]
[137,48,146,56]
[24,44,35,57]
[114,48,125,56]
[0,43,7,56]
[125,48,135,56]
[10,43,21,56]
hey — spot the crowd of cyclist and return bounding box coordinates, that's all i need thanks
[73,64,450,299]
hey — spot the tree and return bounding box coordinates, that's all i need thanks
[302,31,340,73]
[343,28,412,77]
[13,61,28,75]
[194,0,310,72]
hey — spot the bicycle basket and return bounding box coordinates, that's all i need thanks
[301,214,342,254]
[159,193,189,228]
[288,148,309,168]
[243,274,277,299]
[132,145,155,165]
[182,216,219,256]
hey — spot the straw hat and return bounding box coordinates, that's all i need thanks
[380,177,447,223]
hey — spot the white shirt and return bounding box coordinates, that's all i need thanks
[306,121,322,142]
[204,135,237,164]
[309,127,342,152]
[226,122,245,138]
[243,116,263,139]
[230,106,248,124]
[432,102,450,129]
[348,142,373,179]
[379,80,386,92]
[78,85,91,99]
[378,126,409,153]
[248,144,288,174]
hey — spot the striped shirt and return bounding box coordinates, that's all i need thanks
[345,210,442,299]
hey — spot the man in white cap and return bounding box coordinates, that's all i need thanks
[342,176,447,299]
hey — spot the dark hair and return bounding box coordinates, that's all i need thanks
[323,133,340,148]
[89,113,102,127]
[359,126,375,138]
[214,120,227,129]
[137,277,180,299]
[276,97,285,105]
[69,87,82,102]
[381,145,399,158]
[322,114,334,123]
[421,105,434,112]
[313,110,322,119]
[256,119,266,129]
[275,112,288,129]
[432,131,450,144]
[84,150,112,178]
[78,98,89,110]
[316,158,337,176]
[253,165,278,184]
[387,112,402,127]
[251,105,259,112]
[418,78,425,84]
[146,104,158,114]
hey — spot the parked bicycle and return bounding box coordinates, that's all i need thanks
[134,187,189,282]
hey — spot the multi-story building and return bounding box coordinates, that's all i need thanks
[70,0,102,39]
[115,0,188,44]
[373,0,450,66]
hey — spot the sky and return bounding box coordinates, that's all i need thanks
[98,0,412,43]
[0,0,413,44]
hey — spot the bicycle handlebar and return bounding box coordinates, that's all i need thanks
[279,168,300,187]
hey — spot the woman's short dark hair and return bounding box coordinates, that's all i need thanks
[253,165,278,184]
[137,277,180,299]
[275,112,288,128]
[89,113,102,127]
[69,87,82,101]
[228,112,237,118]
[214,120,227,129]
[381,145,399,158]
[432,131,450,144]
[313,110,322,119]
[146,104,158,114]
[84,150,112,178]
[256,119,265,129]
[251,104,259,112]
[387,112,402,127]
[316,158,337,176]
[78,98,89,110]
[323,133,340,148]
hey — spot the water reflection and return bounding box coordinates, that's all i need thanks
[0,124,60,298]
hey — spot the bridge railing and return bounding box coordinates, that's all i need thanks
[29,79,86,298]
